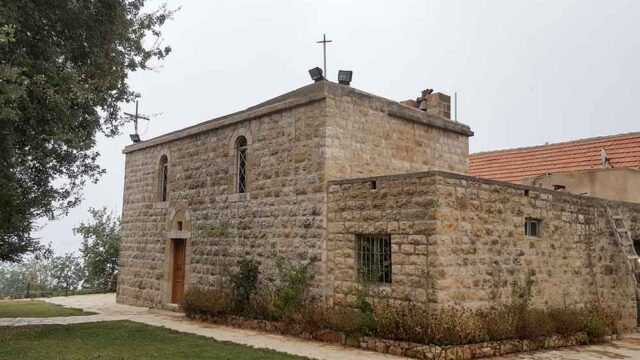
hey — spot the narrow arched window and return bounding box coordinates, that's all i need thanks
[159,155,169,201]
[236,136,248,193]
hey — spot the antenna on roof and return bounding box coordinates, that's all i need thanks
[454,92,458,122]
[125,100,151,143]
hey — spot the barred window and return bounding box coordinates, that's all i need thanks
[236,136,248,193]
[525,218,540,237]
[159,155,168,202]
[356,234,392,284]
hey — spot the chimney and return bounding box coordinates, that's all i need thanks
[425,93,451,119]
[417,90,451,119]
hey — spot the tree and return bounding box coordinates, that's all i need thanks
[50,253,84,296]
[0,1,175,262]
[0,253,54,298]
[74,207,120,292]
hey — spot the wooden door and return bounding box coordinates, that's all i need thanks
[171,239,186,303]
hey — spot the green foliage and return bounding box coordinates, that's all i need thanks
[181,288,233,320]
[0,1,176,261]
[229,258,260,313]
[273,259,313,318]
[49,253,83,296]
[510,271,535,306]
[584,314,609,341]
[74,207,121,291]
[178,260,620,347]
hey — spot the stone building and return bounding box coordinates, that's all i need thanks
[117,81,639,329]
[469,132,640,203]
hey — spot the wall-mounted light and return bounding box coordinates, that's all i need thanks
[130,133,141,143]
[308,67,325,82]
[338,70,353,86]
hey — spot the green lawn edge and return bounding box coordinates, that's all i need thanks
[0,320,309,360]
[0,300,95,318]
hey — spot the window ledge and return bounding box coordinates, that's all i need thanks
[167,230,190,239]
[153,201,170,209]
[229,192,251,202]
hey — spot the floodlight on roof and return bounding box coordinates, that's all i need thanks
[130,133,141,143]
[308,67,324,82]
[338,70,353,86]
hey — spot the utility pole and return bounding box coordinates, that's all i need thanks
[316,33,332,79]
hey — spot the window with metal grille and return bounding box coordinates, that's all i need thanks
[236,136,248,193]
[524,218,540,237]
[160,155,168,202]
[356,234,392,284]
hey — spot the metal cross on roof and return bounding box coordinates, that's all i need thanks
[316,33,332,80]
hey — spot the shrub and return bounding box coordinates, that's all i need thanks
[290,301,360,334]
[249,287,277,321]
[515,307,553,340]
[372,302,485,345]
[273,259,313,319]
[181,287,232,319]
[584,314,609,341]
[548,307,588,336]
[477,305,517,341]
[585,301,619,338]
[229,258,260,313]
[432,305,485,345]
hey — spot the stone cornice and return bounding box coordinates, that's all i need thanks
[123,81,474,154]
[122,92,326,154]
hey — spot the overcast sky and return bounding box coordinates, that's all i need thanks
[36,0,640,254]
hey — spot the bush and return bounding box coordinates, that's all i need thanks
[515,307,553,340]
[273,260,313,319]
[477,305,517,341]
[548,307,588,336]
[181,287,232,319]
[229,258,260,313]
[371,302,485,345]
[290,301,360,334]
[587,302,620,336]
[584,314,609,341]
[179,258,620,347]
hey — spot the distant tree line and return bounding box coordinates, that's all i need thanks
[0,207,120,298]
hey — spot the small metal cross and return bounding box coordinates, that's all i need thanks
[316,33,332,79]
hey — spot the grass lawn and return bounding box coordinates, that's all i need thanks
[0,300,93,318]
[0,320,308,359]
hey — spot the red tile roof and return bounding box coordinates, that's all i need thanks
[469,132,640,183]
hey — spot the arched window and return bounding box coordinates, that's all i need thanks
[236,136,248,193]
[159,155,169,201]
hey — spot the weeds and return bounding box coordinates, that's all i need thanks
[182,258,618,346]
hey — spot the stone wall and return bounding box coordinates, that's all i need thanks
[117,99,329,308]
[327,171,640,329]
[325,87,470,180]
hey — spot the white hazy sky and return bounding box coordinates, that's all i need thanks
[36,0,640,254]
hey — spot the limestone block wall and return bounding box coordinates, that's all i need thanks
[117,100,329,308]
[327,171,640,329]
[325,88,471,180]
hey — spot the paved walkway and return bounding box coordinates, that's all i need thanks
[1,294,639,359]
